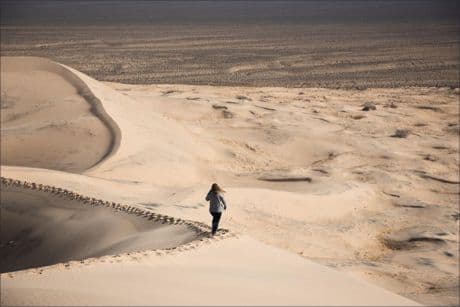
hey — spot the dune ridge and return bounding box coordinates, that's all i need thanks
[1,57,121,172]
[2,177,419,306]
[1,176,232,274]
[54,61,122,169]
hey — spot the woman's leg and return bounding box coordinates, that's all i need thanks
[211,212,217,234]
[211,212,222,235]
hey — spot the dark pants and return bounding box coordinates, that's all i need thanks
[210,212,222,235]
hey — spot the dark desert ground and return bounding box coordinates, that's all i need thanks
[1,1,459,87]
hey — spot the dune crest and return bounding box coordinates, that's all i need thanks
[0,56,121,172]
[0,177,208,273]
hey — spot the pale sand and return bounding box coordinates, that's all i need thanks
[1,236,416,306]
[1,56,458,305]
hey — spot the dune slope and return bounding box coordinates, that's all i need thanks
[0,57,120,172]
[2,236,419,306]
[0,180,200,273]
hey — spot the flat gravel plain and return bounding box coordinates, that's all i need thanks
[1,23,458,88]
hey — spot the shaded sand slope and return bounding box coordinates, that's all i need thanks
[1,236,418,306]
[0,57,119,172]
[0,181,199,273]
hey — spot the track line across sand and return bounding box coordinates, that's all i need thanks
[0,177,236,277]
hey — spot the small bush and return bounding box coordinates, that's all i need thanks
[362,102,376,111]
[391,129,410,138]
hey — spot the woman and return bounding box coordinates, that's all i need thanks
[205,183,227,235]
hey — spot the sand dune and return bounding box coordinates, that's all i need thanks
[0,178,416,307]
[1,57,457,305]
[101,82,458,305]
[1,179,200,273]
[0,57,120,172]
[1,235,417,306]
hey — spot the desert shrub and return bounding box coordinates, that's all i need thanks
[391,129,410,138]
[362,102,376,111]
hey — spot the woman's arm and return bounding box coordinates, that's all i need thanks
[219,195,227,210]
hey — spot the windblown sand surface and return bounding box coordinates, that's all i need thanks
[102,82,459,305]
[1,57,458,305]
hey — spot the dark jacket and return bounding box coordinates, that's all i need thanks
[206,191,227,213]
